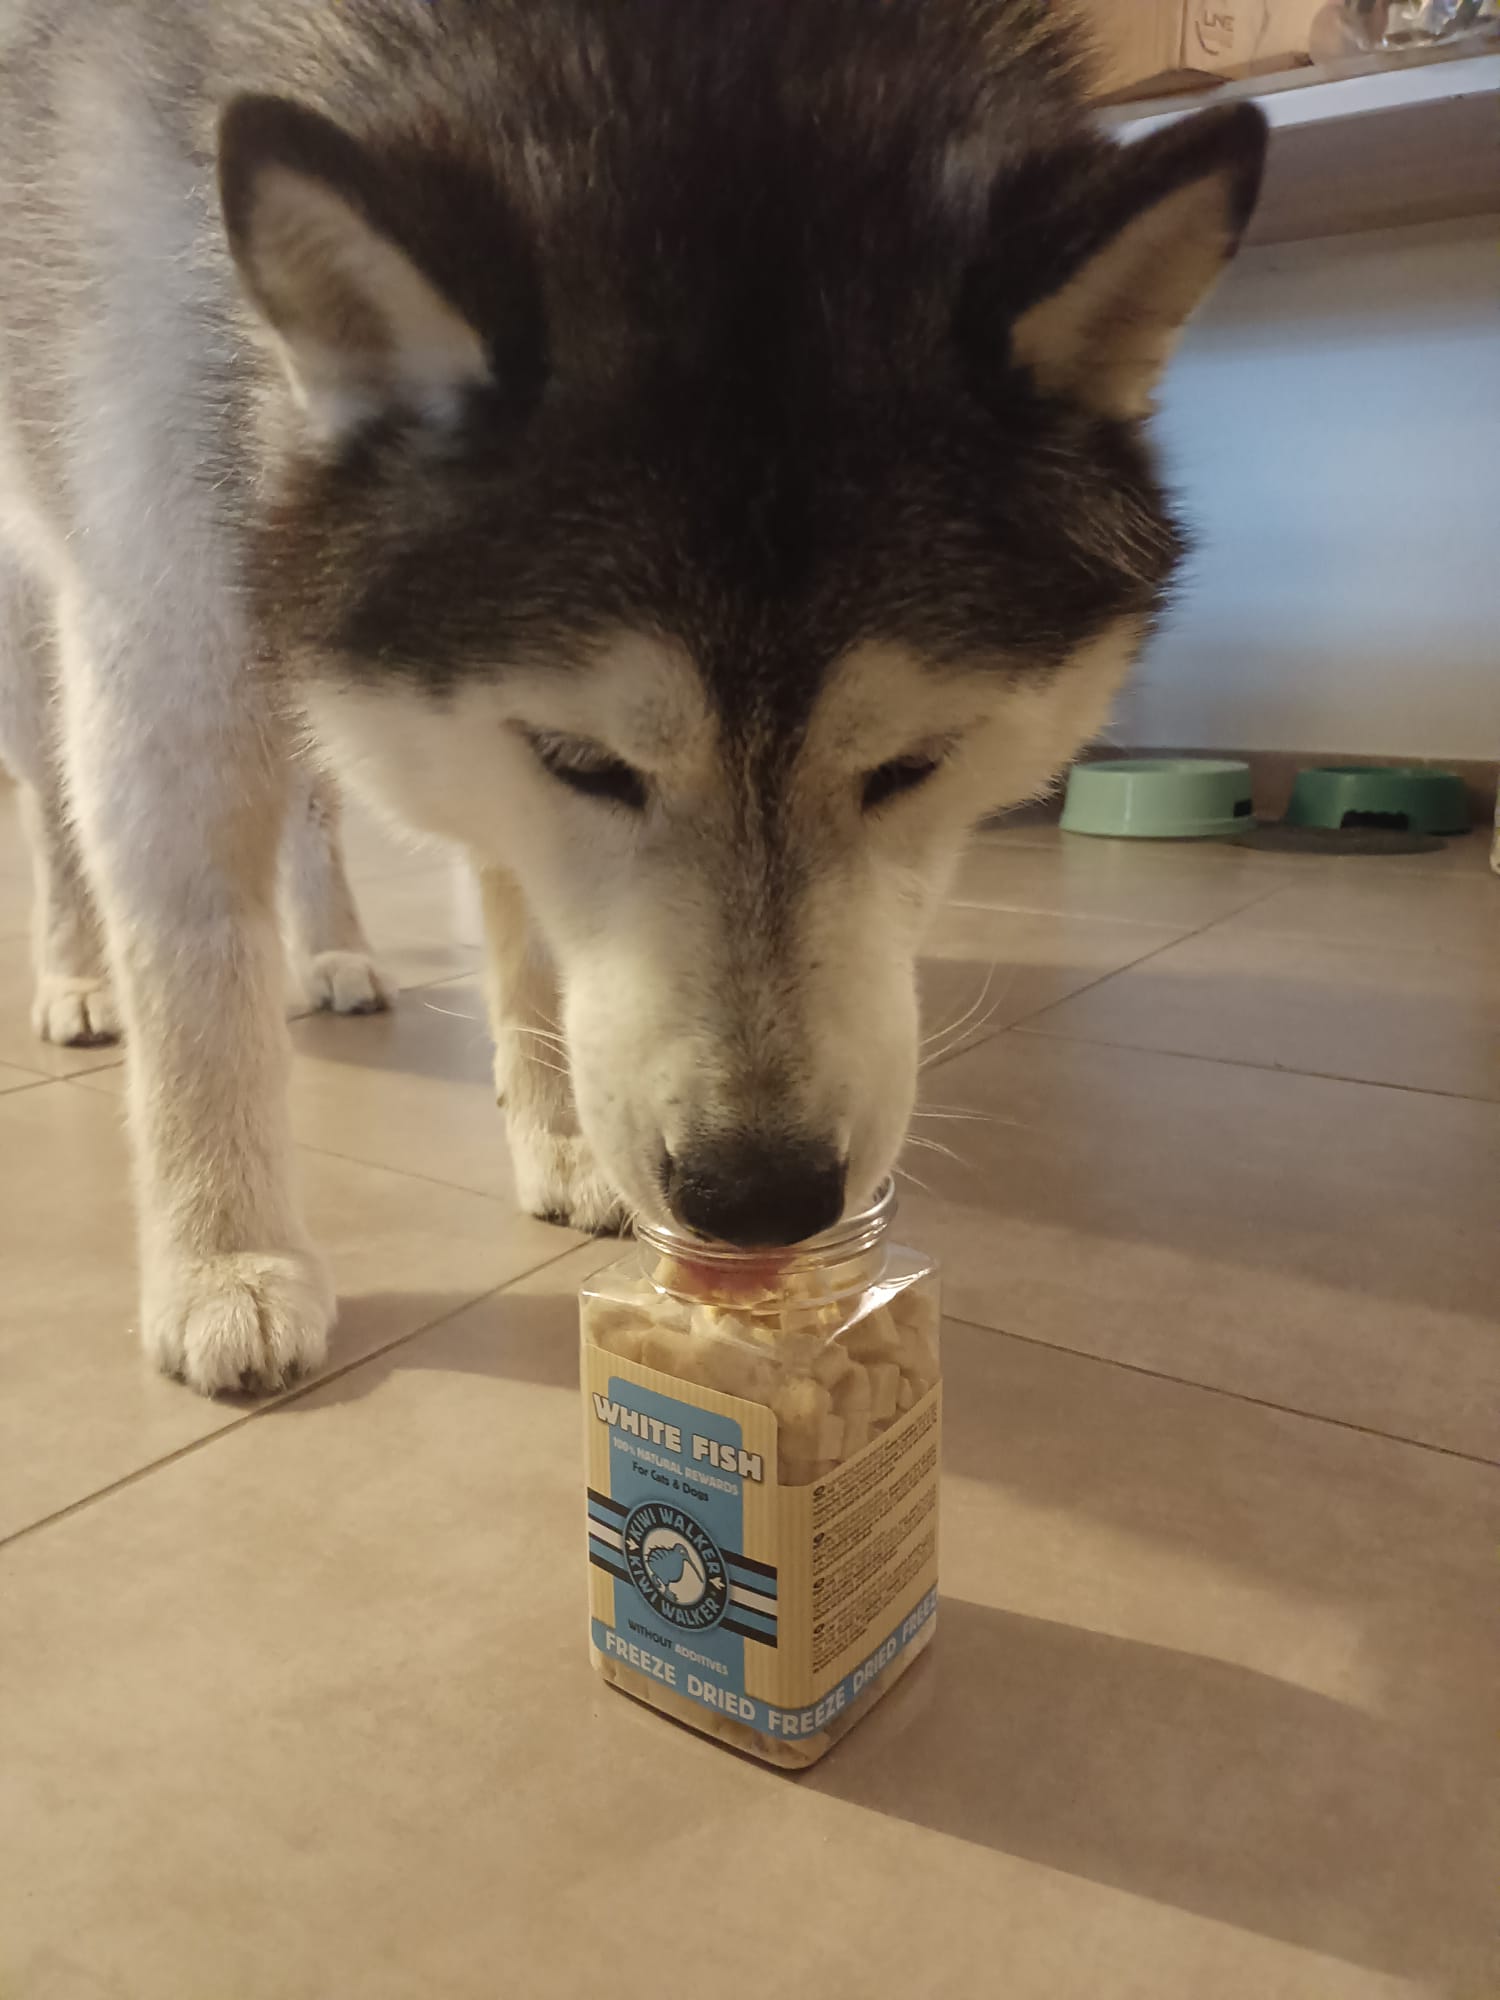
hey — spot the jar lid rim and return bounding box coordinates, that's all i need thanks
[633,1178,896,1262]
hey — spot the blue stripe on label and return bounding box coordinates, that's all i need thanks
[589,1486,776,1598]
[726,1558,778,1600]
[594,1585,938,1739]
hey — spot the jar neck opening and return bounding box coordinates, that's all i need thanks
[633,1179,896,1271]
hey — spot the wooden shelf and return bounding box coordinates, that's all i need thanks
[1106,44,1500,245]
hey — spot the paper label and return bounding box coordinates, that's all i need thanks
[584,1346,940,1739]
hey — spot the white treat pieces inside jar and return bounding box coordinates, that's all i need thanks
[581,1189,940,1487]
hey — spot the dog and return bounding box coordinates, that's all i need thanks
[0,0,1265,1395]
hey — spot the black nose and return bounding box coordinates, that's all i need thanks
[666,1137,847,1248]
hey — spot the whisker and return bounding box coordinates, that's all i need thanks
[422,1002,574,1070]
[915,1100,1031,1133]
[893,1165,933,1195]
[920,962,1018,1068]
[517,1024,570,1052]
[921,962,997,1048]
[903,1134,962,1164]
[919,1000,1005,1069]
[422,1000,481,1024]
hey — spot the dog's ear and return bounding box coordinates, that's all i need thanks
[1005,103,1267,421]
[218,95,494,438]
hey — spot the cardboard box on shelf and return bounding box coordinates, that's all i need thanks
[1074,1,1323,99]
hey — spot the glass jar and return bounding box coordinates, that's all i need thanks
[581,1185,941,1767]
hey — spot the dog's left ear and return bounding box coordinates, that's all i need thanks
[218,95,499,438]
[1005,102,1267,421]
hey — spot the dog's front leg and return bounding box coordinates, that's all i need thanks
[280,758,395,1018]
[0,560,118,1046]
[58,591,333,1395]
[479,865,626,1234]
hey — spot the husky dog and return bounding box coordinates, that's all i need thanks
[0,1,1264,1394]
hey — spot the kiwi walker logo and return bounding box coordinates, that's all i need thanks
[623,1502,730,1631]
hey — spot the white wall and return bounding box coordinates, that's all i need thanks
[1120,217,1500,759]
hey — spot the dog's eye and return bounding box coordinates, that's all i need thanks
[862,754,942,813]
[530,735,648,813]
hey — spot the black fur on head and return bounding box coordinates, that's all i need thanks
[225,0,1265,735]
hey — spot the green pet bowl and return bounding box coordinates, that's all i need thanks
[1284,766,1471,836]
[1060,758,1253,840]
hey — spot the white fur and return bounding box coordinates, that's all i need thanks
[0,76,368,1391]
[479,863,626,1233]
[0,560,119,1044]
[307,619,1142,1231]
[279,757,395,1016]
[0,37,1216,1397]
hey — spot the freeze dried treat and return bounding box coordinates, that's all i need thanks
[581,1194,941,1768]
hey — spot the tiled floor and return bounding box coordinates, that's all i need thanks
[3,780,1498,2000]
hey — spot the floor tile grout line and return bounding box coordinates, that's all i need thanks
[11,858,1492,1549]
[989,925,1228,1039]
[924,865,1499,1081]
[13,1270,1489,1560]
[943,876,1287,935]
[915,938,1189,1078]
[0,1412,289,1552]
[914,885,1291,1074]
[1212,934,1500,966]
[1010,1019,1500,1109]
[228,1248,593,1414]
[0,1072,87,1099]
[0,1238,600,1555]
[924,880,1296,1072]
[53,1073,553,1208]
[942,896,1193,933]
[291,1135,531,1204]
[946,1310,1500,1470]
[34,974,480,1084]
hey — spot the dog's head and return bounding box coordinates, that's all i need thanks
[220,18,1263,1242]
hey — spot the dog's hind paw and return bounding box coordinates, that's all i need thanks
[143,1249,336,1397]
[300,949,396,1016]
[508,1120,630,1235]
[32,974,121,1048]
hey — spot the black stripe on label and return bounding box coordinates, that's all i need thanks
[589,1552,630,1585]
[587,1489,627,1518]
[722,1619,779,1648]
[722,1548,778,1582]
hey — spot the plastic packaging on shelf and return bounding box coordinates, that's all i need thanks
[1309,0,1498,59]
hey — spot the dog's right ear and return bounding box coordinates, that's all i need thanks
[218,95,493,439]
[964,101,1267,423]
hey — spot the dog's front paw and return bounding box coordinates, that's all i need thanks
[300,949,396,1016]
[143,1249,335,1396]
[508,1117,629,1235]
[31,973,121,1047]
